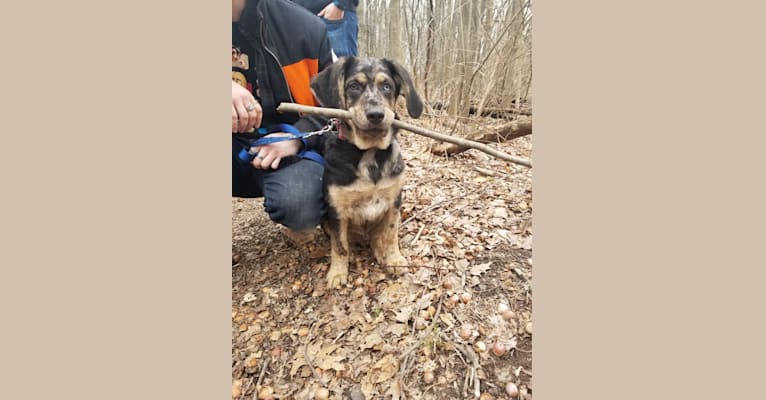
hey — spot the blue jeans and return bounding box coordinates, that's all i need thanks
[324,10,358,57]
[232,138,325,231]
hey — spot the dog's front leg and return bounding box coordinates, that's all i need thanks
[371,208,408,274]
[326,218,350,288]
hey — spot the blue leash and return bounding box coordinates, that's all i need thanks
[237,123,330,166]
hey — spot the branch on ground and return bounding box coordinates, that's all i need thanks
[430,118,531,157]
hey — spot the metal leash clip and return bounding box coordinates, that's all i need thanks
[301,119,337,138]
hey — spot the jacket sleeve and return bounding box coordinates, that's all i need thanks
[292,32,335,154]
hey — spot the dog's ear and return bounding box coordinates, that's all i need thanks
[382,59,424,119]
[311,57,354,109]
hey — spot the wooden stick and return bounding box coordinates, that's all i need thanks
[253,358,269,399]
[277,102,532,168]
[303,323,322,384]
[431,119,532,157]
[398,297,444,382]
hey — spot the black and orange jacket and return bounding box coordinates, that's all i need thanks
[237,0,334,149]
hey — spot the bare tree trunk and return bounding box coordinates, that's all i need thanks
[356,0,532,124]
[388,0,403,61]
[423,0,434,102]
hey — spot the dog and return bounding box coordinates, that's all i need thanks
[310,57,424,289]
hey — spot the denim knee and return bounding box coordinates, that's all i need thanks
[262,160,325,231]
[325,11,358,57]
[268,199,323,231]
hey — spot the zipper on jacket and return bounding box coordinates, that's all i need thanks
[259,13,295,105]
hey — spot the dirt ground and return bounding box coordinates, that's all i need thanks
[232,115,532,400]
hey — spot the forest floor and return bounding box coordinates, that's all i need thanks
[232,113,533,400]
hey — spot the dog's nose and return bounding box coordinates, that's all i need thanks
[366,109,385,124]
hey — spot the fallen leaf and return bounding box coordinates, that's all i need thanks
[378,283,405,309]
[316,354,346,371]
[232,379,243,399]
[349,388,366,400]
[394,305,415,323]
[367,354,398,384]
[388,323,408,337]
[452,246,466,258]
[439,313,455,328]
[360,332,384,351]
[241,292,257,305]
[290,342,346,376]
[493,207,509,218]
[475,167,497,176]
[495,229,532,249]
[415,291,435,310]
[470,262,492,276]
[387,378,402,400]
[361,379,376,399]
[411,267,433,284]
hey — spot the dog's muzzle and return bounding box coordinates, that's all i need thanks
[365,107,385,125]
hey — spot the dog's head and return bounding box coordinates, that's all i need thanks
[311,57,423,150]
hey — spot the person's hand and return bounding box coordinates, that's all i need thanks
[250,133,302,170]
[318,3,344,21]
[232,80,262,133]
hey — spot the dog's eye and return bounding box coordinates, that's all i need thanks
[347,82,362,92]
[381,83,393,92]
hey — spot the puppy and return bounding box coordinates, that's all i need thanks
[310,57,423,289]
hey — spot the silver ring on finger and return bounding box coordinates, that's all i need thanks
[245,102,256,112]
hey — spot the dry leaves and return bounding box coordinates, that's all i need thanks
[232,117,533,399]
[289,341,347,377]
[470,262,493,276]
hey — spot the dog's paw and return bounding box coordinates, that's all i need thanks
[326,265,349,289]
[388,254,407,266]
[387,254,409,274]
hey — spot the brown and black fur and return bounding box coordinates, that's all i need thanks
[310,57,423,288]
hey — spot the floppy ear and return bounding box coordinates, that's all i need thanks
[382,58,424,118]
[310,57,354,110]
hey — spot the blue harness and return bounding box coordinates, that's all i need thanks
[237,123,328,166]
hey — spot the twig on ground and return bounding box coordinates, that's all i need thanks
[398,297,444,383]
[512,267,529,282]
[455,344,481,399]
[331,328,349,344]
[253,358,270,399]
[406,264,452,271]
[516,347,533,353]
[463,369,471,398]
[475,166,500,177]
[452,344,468,366]
[277,102,532,167]
[401,199,453,228]
[303,323,323,385]
[240,377,253,400]
[410,224,426,246]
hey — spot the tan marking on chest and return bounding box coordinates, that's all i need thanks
[327,175,403,226]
